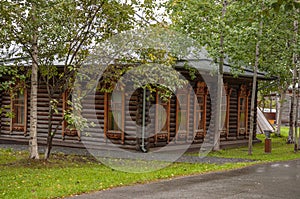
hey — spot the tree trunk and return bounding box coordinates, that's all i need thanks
[248,13,263,155]
[295,84,299,151]
[45,135,54,159]
[294,19,299,151]
[288,88,296,143]
[295,67,299,151]
[276,90,286,136]
[29,31,39,159]
[213,0,227,151]
[29,4,39,159]
[44,117,63,159]
[288,67,296,144]
[45,104,54,159]
[248,41,259,155]
[288,18,298,144]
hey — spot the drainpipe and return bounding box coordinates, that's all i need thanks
[141,87,148,153]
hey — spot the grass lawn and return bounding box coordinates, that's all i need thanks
[0,150,252,199]
[1,126,299,199]
[208,126,300,162]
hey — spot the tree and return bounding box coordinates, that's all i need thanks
[276,88,287,136]
[248,15,263,155]
[222,0,265,155]
[168,0,300,154]
[1,0,42,159]
[266,0,300,144]
[228,0,300,149]
[167,0,233,151]
[291,13,299,148]
[29,3,39,159]
[258,1,299,138]
[0,0,147,159]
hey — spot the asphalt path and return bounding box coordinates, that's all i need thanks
[69,159,300,199]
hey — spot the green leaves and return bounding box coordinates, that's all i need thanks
[0,0,156,158]
[270,0,300,12]
[167,0,300,93]
[0,65,26,92]
[0,0,137,80]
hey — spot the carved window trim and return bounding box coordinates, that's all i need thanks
[10,89,28,135]
[221,84,232,139]
[104,91,125,144]
[237,84,249,137]
[175,88,190,142]
[194,82,208,139]
[154,92,170,144]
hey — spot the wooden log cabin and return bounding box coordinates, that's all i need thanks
[0,59,271,151]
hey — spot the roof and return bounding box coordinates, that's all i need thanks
[175,59,275,80]
[0,47,275,81]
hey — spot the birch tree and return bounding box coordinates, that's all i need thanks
[167,0,232,151]
[269,0,300,144]
[30,3,39,158]
[0,0,150,159]
[225,0,265,155]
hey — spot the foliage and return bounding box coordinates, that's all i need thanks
[63,98,95,132]
[166,0,226,62]
[166,0,300,91]
[167,0,300,149]
[78,25,202,104]
[258,1,300,92]
[270,0,300,12]
[0,0,150,158]
[0,65,27,92]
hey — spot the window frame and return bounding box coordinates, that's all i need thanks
[154,92,170,144]
[10,89,28,135]
[220,84,232,139]
[237,84,249,137]
[194,82,208,139]
[175,88,190,142]
[104,91,125,144]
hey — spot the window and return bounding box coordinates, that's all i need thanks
[176,89,190,142]
[238,85,249,137]
[10,89,27,135]
[62,91,80,141]
[104,91,125,143]
[154,93,170,144]
[220,84,232,139]
[194,82,207,139]
[107,92,123,131]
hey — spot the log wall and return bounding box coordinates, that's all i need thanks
[0,69,257,150]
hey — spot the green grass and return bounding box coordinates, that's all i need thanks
[1,126,300,198]
[0,149,252,199]
[208,126,300,162]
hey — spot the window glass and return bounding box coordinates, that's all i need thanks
[108,92,123,131]
[13,92,25,126]
[177,94,188,131]
[239,97,246,128]
[157,102,168,132]
[196,96,204,130]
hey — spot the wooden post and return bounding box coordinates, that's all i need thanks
[265,138,271,153]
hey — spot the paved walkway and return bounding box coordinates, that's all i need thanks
[0,140,252,164]
[68,159,300,199]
